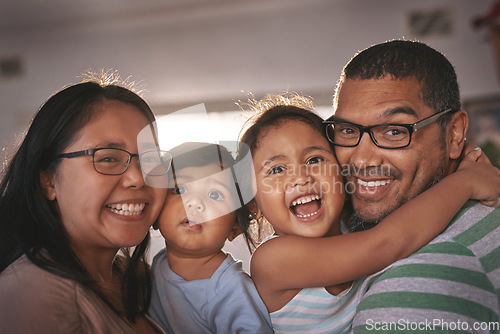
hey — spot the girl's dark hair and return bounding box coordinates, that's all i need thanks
[166,142,256,251]
[236,93,329,247]
[0,75,156,321]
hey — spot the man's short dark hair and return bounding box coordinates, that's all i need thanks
[334,40,461,129]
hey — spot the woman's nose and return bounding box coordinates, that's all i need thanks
[121,157,145,189]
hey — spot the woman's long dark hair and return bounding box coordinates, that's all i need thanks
[0,78,156,321]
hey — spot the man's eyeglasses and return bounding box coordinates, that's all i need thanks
[57,148,172,176]
[323,108,455,149]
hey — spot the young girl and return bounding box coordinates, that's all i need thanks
[237,94,500,333]
[148,142,273,333]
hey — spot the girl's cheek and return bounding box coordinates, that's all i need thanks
[259,177,277,196]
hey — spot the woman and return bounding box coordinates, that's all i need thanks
[0,76,169,333]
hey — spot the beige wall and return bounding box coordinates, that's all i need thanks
[0,0,498,153]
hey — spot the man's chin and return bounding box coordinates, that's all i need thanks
[346,166,446,233]
[347,203,400,232]
[346,213,379,232]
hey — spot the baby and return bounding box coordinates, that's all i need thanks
[148,142,273,334]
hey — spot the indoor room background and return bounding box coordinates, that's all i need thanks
[1,0,499,270]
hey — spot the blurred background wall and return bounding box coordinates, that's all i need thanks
[1,0,499,147]
[1,0,499,267]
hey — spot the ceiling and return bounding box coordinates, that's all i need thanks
[0,0,297,34]
[0,0,200,31]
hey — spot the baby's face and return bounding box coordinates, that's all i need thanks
[156,163,239,255]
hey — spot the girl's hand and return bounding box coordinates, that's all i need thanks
[462,141,492,164]
[456,147,500,207]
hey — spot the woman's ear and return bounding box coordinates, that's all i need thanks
[40,170,57,201]
[447,110,469,160]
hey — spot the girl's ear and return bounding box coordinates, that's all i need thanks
[246,200,262,220]
[40,170,57,201]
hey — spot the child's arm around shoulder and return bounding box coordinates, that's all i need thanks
[364,147,500,264]
[251,149,500,293]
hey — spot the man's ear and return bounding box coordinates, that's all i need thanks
[447,110,468,160]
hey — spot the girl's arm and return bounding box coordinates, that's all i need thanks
[462,142,497,206]
[251,149,500,294]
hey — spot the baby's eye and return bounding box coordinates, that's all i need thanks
[208,190,224,201]
[268,165,285,175]
[174,185,187,195]
[306,156,325,165]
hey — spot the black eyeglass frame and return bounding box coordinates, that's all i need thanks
[323,108,455,149]
[56,147,172,176]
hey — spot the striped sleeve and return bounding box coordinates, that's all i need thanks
[352,202,500,334]
[271,279,363,333]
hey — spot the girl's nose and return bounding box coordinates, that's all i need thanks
[292,165,312,187]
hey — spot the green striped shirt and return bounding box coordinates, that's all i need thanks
[353,200,500,334]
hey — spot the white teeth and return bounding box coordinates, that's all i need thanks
[358,179,391,187]
[291,195,321,207]
[107,203,146,216]
[296,210,320,218]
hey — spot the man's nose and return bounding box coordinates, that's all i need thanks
[350,132,384,168]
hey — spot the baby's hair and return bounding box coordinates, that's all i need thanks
[169,142,235,173]
[236,93,329,246]
[166,142,256,251]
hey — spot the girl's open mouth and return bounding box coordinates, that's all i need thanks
[290,194,322,218]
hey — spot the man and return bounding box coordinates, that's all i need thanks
[325,40,500,333]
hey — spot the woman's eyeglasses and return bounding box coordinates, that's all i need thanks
[57,148,172,176]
